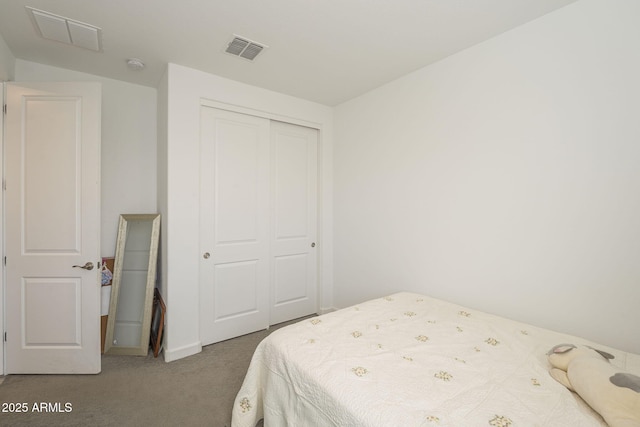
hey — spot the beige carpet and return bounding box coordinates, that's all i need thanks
[0,319,304,427]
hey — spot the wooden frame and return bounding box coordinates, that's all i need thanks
[150,288,166,358]
[104,214,161,356]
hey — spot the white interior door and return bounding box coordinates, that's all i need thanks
[270,121,318,324]
[0,83,4,375]
[199,106,270,345]
[4,82,101,374]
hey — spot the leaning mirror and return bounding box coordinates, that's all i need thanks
[105,214,160,355]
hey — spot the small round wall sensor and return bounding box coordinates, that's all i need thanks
[126,58,145,71]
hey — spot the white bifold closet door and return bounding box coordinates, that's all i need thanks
[199,106,318,345]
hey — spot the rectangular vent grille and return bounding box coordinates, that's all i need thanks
[26,7,102,52]
[225,36,266,61]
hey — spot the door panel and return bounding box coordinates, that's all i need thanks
[24,98,81,252]
[5,82,101,374]
[199,107,270,345]
[274,253,310,303]
[23,278,81,345]
[270,121,318,324]
[215,128,263,244]
[214,261,260,319]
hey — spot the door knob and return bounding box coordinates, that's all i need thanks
[203,252,211,259]
[72,262,94,270]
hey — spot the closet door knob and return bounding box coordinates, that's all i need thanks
[311,242,316,248]
[203,252,210,259]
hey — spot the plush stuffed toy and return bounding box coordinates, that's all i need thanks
[547,344,640,427]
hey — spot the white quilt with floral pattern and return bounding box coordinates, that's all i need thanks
[231,292,640,427]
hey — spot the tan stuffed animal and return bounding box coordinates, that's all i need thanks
[547,344,640,427]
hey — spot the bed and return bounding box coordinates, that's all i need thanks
[231,292,640,426]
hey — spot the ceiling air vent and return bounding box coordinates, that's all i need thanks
[26,7,102,52]
[225,36,267,61]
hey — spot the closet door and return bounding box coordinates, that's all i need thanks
[270,121,318,324]
[199,106,270,345]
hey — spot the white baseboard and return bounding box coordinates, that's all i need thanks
[163,341,202,362]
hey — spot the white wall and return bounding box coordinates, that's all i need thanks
[159,63,333,362]
[0,32,15,81]
[15,60,157,257]
[334,0,640,354]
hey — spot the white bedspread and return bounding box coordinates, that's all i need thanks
[231,292,640,427]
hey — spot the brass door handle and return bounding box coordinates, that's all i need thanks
[72,262,94,271]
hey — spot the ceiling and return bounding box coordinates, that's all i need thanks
[0,0,578,106]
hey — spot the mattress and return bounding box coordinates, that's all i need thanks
[231,292,640,426]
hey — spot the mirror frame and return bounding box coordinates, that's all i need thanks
[104,214,161,355]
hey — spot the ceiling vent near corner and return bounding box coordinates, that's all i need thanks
[26,7,102,52]
[225,36,267,61]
